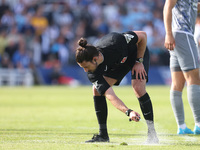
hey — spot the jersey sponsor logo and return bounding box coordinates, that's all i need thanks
[120,57,127,63]
[124,33,134,43]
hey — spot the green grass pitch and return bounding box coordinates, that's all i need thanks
[0,85,200,150]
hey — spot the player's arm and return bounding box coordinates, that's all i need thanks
[91,75,140,121]
[198,2,200,13]
[134,31,147,59]
[163,0,177,50]
[131,31,147,81]
[105,87,140,122]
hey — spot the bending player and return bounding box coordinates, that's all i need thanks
[75,31,159,144]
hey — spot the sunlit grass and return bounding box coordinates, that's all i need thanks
[0,86,199,150]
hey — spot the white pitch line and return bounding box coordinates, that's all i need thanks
[181,135,199,142]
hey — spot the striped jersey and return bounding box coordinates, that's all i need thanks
[172,0,198,34]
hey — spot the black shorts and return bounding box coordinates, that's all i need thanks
[104,47,150,85]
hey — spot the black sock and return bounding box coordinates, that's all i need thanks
[93,96,108,137]
[138,93,153,121]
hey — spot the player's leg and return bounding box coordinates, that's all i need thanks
[85,86,109,142]
[132,80,152,120]
[170,70,193,134]
[183,69,200,134]
[131,47,158,144]
[86,78,118,142]
[132,79,154,122]
[174,32,200,134]
[132,79,158,144]
[169,32,199,134]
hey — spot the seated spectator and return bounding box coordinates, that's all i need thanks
[12,39,32,69]
[0,0,168,70]
[30,6,48,36]
[4,40,18,63]
[0,27,8,56]
[50,60,80,86]
[44,54,80,86]
[0,0,10,19]
[1,9,15,27]
[0,53,13,68]
[50,35,69,66]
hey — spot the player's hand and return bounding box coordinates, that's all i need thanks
[132,63,146,81]
[164,34,175,50]
[129,111,140,122]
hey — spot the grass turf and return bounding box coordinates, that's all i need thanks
[0,85,200,150]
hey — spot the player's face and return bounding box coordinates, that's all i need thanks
[78,61,97,73]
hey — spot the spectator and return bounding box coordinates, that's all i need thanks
[0,26,8,56]
[41,20,60,62]
[15,6,30,31]
[0,52,13,68]
[1,9,15,27]
[0,0,167,69]
[30,35,42,66]
[54,3,73,27]
[30,6,48,36]
[7,26,21,46]
[50,35,69,66]
[12,39,32,69]
[49,59,80,86]
[0,0,10,19]
[4,40,18,63]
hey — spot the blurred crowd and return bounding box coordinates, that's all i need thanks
[0,0,170,71]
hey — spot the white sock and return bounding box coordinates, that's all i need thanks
[178,123,187,129]
[187,85,200,123]
[170,90,185,126]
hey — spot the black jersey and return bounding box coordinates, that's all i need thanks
[87,31,138,95]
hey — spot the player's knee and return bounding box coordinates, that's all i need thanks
[132,83,146,97]
[184,69,200,85]
[171,83,184,91]
[132,80,143,90]
[132,84,140,92]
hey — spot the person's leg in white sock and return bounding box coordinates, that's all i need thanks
[187,85,200,126]
[170,90,186,129]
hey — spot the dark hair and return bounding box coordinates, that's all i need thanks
[75,38,99,63]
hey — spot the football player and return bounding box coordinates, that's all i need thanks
[75,31,159,144]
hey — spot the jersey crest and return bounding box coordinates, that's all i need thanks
[120,57,127,63]
[124,34,134,43]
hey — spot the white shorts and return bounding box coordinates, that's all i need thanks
[170,31,199,72]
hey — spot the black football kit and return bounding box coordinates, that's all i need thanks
[85,31,159,144]
[87,31,150,95]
